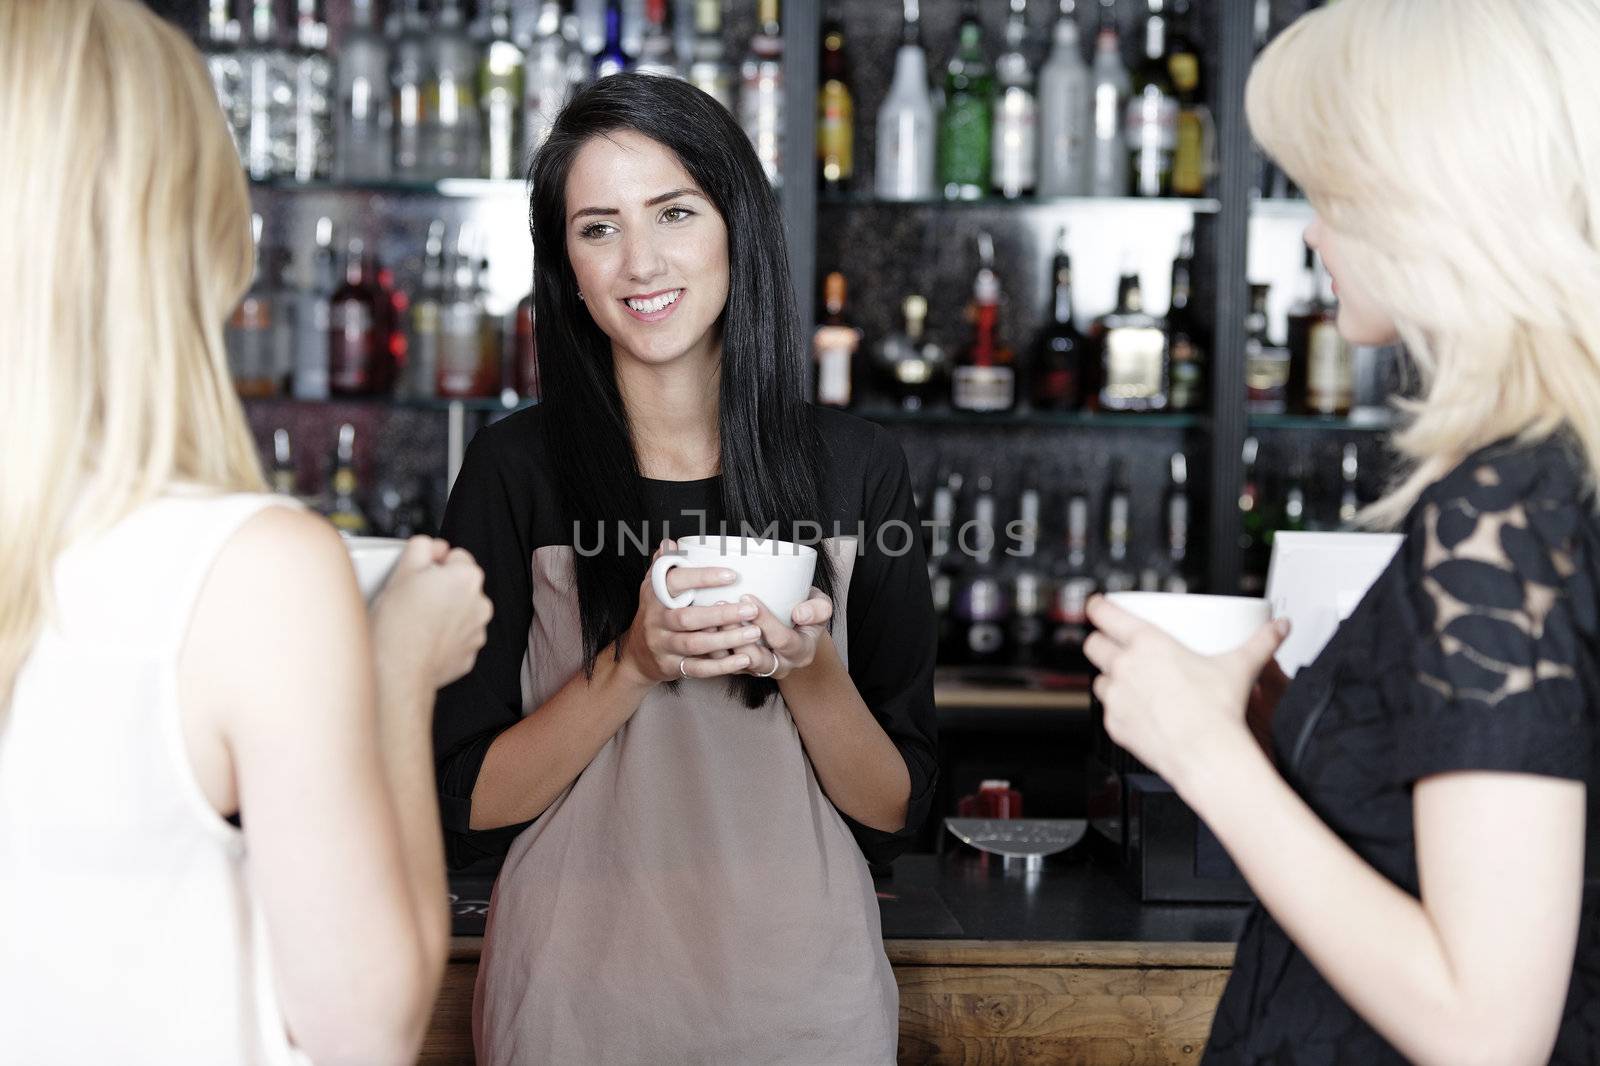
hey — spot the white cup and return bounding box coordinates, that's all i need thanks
[650,535,818,625]
[344,535,406,603]
[1103,591,1270,656]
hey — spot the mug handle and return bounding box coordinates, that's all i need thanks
[650,555,696,610]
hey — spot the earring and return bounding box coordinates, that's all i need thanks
[577,291,586,302]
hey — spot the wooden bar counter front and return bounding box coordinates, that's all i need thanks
[423,851,1246,1065]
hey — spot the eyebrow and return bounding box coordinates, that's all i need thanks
[569,188,706,222]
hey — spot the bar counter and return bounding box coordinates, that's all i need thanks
[424,847,1248,1065]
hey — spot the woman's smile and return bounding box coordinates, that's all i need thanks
[621,287,685,323]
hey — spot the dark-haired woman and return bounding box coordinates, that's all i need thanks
[433,74,938,1064]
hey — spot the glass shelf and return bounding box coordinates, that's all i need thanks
[857,407,1204,430]
[241,394,537,414]
[820,192,1223,213]
[1248,409,1397,432]
[249,177,529,198]
[1250,197,1316,218]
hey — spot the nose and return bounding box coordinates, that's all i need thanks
[621,227,668,286]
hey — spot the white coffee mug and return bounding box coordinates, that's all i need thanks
[650,535,818,626]
[1103,591,1270,656]
[344,535,406,603]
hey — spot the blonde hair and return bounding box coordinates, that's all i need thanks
[0,0,266,716]
[1247,0,1600,527]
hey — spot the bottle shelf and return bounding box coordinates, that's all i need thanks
[1250,197,1316,218]
[820,192,1223,214]
[857,406,1204,431]
[1247,409,1398,433]
[241,394,537,414]
[248,177,529,199]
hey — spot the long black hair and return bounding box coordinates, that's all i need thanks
[528,73,835,708]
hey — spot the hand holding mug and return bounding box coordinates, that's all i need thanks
[369,536,494,695]
[721,587,834,681]
[622,540,767,684]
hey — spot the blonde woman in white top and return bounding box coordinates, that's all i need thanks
[0,2,491,1063]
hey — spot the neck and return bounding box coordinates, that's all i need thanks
[614,342,723,480]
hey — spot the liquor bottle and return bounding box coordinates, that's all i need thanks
[335,0,391,180]
[1032,226,1086,411]
[325,424,370,536]
[740,0,785,186]
[1277,465,1309,539]
[1100,459,1136,593]
[1338,443,1362,527]
[1008,486,1049,668]
[1088,3,1130,198]
[475,256,505,399]
[525,2,574,152]
[239,0,295,180]
[404,220,447,400]
[813,272,859,409]
[576,0,607,56]
[635,0,680,78]
[951,475,1011,666]
[390,0,431,180]
[1036,0,1091,198]
[1048,486,1096,674]
[292,216,336,400]
[673,0,698,72]
[817,4,854,193]
[874,0,936,202]
[290,0,332,182]
[1238,436,1268,595]
[1126,0,1177,198]
[1166,230,1205,411]
[928,472,960,662]
[426,0,483,178]
[373,254,408,397]
[329,236,380,396]
[874,294,946,411]
[514,291,541,401]
[1095,269,1169,412]
[1168,0,1207,196]
[1162,451,1191,593]
[621,0,648,59]
[200,0,246,161]
[564,13,594,95]
[438,246,490,398]
[1244,282,1290,414]
[270,429,297,497]
[1292,253,1353,416]
[951,233,1017,413]
[227,214,279,396]
[991,0,1037,200]
[478,0,526,180]
[937,0,993,201]
[687,0,733,109]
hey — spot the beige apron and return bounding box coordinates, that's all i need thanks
[474,538,897,1066]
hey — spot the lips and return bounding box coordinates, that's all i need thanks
[622,288,684,320]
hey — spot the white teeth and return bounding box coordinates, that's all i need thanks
[626,289,682,314]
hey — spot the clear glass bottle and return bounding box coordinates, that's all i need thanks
[1244,282,1290,414]
[325,424,370,536]
[478,0,526,179]
[227,213,279,395]
[688,0,732,109]
[292,216,336,400]
[270,428,298,497]
[1088,3,1130,197]
[575,0,608,56]
[1095,269,1169,411]
[817,3,854,192]
[239,0,296,181]
[390,0,431,180]
[1008,486,1049,668]
[740,0,785,186]
[1048,486,1096,674]
[937,0,993,201]
[1126,0,1177,198]
[874,0,936,202]
[335,0,391,180]
[991,0,1037,200]
[1100,459,1136,593]
[405,220,447,400]
[200,0,246,162]
[1162,451,1191,592]
[426,0,483,178]
[951,475,1011,666]
[1037,0,1091,197]
[290,0,332,182]
[438,244,492,398]
[951,232,1016,412]
[524,2,574,152]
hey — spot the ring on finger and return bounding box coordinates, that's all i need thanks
[753,646,780,679]
[678,656,691,680]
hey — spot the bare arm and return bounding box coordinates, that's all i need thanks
[1179,731,1582,1066]
[181,510,439,1066]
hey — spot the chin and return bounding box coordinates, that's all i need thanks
[1336,307,1401,348]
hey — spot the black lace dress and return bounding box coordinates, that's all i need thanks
[1204,436,1600,1065]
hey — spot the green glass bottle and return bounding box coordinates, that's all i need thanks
[937,0,993,200]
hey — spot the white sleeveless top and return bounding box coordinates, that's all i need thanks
[0,490,311,1066]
